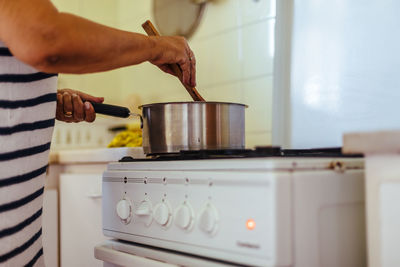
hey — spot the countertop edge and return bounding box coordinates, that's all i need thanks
[49,147,146,164]
[343,130,400,155]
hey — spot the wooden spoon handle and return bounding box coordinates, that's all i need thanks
[142,20,205,102]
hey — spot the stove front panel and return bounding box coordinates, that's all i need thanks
[102,170,292,267]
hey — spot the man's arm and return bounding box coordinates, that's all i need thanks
[0,0,196,87]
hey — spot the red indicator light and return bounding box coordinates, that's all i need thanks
[246,219,256,230]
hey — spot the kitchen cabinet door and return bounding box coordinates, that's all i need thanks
[43,189,58,267]
[60,173,105,267]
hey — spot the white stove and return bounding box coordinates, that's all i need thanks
[98,148,367,267]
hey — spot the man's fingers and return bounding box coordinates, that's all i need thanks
[56,93,65,121]
[72,93,84,122]
[158,65,176,76]
[58,89,104,104]
[180,46,197,88]
[77,91,104,103]
[62,92,73,121]
[84,102,96,122]
[56,89,101,123]
[180,59,191,87]
[189,50,196,87]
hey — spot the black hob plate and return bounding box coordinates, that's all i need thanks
[119,147,362,162]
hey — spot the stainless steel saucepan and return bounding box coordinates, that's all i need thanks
[92,101,247,155]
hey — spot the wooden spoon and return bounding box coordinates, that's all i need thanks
[142,20,205,102]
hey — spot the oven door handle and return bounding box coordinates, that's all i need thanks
[95,243,178,267]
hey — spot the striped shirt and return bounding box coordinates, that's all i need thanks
[0,41,57,266]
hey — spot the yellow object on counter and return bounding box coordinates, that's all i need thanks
[108,129,142,148]
[126,120,141,132]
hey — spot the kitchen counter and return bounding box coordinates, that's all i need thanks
[343,130,400,154]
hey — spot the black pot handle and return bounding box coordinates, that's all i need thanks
[91,102,143,128]
[91,102,131,118]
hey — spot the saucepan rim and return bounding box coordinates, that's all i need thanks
[139,101,248,109]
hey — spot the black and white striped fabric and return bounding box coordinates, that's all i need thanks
[0,41,57,266]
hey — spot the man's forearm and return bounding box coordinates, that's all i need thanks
[0,0,157,73]
[31,13,156,74]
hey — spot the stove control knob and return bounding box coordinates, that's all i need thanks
[175,202,195,231]
[116,198,132,224]
[135,200,153,226]
[135,200,152,216]
[198,203,219,235]
[153,201,172,227]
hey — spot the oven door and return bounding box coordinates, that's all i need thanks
[94,240,240,267]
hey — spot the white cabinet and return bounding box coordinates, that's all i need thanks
[60,173,105,267]
[43,189,58,267]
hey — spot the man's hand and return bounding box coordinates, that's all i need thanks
[149,36,196,88]
[56,89,104,123]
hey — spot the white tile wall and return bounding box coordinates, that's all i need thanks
[242,76,273,133]
[51,117,123,150]
[79,0,119,26]
[52,0,119,26]
[192,30,242,88]
[240,0,276,24]
[117,0,152,32]
[201,81,242,103]
[191,0,241,40]
[246,131,272,148]
[242,19,275,79]
[51,0,80,14]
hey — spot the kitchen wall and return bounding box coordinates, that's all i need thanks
[52,0,276,148]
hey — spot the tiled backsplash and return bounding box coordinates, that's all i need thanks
[51,118,116,150]
[52,0,276,148]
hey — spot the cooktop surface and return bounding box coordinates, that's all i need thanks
[119,147,362,162]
